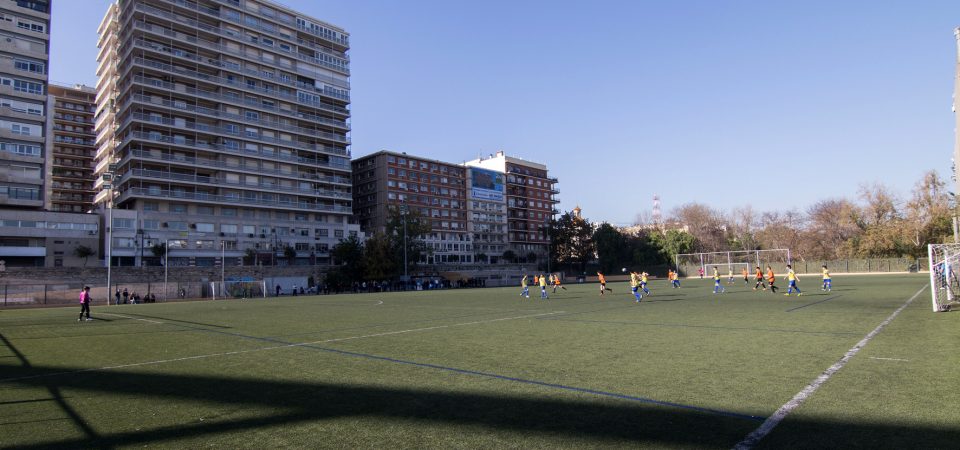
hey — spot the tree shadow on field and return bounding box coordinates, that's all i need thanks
[1,363,959,449]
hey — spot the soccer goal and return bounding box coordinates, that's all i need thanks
[674,249,792,278]
[210,280,267,300]
[927,243,960,312]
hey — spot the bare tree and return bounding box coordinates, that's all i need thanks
[671,203,728,252]
[805,199,862,259]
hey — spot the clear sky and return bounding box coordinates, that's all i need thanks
[50,0,960,225]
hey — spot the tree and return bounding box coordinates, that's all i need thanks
[385,207,432,274]
[151,243,166,259]
[805,199,863,259]
[550,211,595,272]
[593,223,630,273]
[283,245,297,264]
[475,253,488,263]
[671,203,728,252]
[362,232,397,280]
[331,235,364,283]
[502,250,517,263]
[649,229,696,266]
[73,245,95,267]
[902,171,952,257]
[243,247,256,265]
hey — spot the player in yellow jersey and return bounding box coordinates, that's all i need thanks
[785,264,802,296]
[821,265,832,291]
[727,267,735,285]
[630,271,643,302]
[671,269,681,288]
[712,266,725,293]
[539,273,548,299]
[640,272,651,296]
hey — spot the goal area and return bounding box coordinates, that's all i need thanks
[674,249,792,278]
[928,243,960,312]
[210,280,267,300]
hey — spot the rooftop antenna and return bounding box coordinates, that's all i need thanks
[652,194,662,226]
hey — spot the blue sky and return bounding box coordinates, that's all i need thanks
[51,0,959,225]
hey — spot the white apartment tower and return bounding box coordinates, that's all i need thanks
[94,0,358,267]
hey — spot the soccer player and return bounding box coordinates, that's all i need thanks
[640,271,651,295]
[630,271,643,302]
[712,266,725,294]
[671,269,681,288]
[785,265,802,296]
[727,268,735,285]
[520,274,530,298]
[742,267,750,286]
[539,273,548,299]
[766,266,778,293]
[822,265,832,291]
[754,266,766,291]
[597,271,612,296]
[78,286,92,322]
[553,273,566,293]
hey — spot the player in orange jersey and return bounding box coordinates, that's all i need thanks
[766,266,778,293]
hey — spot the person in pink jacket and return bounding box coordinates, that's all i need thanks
[78,286,92,322]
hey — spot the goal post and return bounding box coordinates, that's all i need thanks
[674,249,792,278]
[928,243,960,312]
[210,280,267,300]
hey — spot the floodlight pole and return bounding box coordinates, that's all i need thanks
[105,189,112,306]
[221,240,226,293]
[163,239,170,301]
[401,204,408,281]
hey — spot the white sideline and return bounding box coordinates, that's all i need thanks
[733,285,927,450]
[0,311,563,383]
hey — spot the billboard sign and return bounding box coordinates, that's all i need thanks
[470,167,504,202]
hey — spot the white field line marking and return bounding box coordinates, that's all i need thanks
[100,312,164,324]
[869,357,910,362]
[733,285,927,450]
[0,311,562,383]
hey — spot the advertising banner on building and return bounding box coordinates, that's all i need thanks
[470,167,504,202]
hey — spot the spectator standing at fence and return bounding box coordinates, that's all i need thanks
[78,286,92,322]
[115,288,121,305]
[122,288,129,304]
[276,284,281,297]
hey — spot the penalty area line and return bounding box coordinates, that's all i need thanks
[733,285,927,450]
[99,312,164,324]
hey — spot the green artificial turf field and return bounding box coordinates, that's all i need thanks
[1,274,957,449]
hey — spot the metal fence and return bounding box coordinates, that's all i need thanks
[0,281,210,308]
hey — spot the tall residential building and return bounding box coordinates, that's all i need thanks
[94,0,357,267]
[466,151,558,264]
[352,151,473,264]
[47,83,96,213]
[0,0,50,209]
[465,166,506,264]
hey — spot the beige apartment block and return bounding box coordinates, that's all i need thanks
[94,0,358,268]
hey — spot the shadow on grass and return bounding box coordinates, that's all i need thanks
[2,363,958,449]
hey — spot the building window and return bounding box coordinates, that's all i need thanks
[14,59,44,74]
[195,223,214,233]
[334,229,344,238]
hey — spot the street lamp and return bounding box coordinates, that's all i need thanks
[400,204,409,284]
[102,168,115,306]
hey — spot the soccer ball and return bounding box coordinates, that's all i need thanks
[621,268,627,273]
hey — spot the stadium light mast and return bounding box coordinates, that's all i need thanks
[954,28,960,242]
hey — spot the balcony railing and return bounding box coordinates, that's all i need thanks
[125,112,349,148]
[126,93,348,132]
[125,148,352,185]
[124,168,352,199]
[121,131,350,171]
[119,186,352,213]
[129,39,349,104]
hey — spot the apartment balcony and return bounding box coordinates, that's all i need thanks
[126,93,349,134]
[128,73,348,122]
[54,136,96,146]
[131,18,350,80]
[125,112,349,148]
[157,0,349,50]
[125,94,348,142]
[128,39,349,105]
[118,186,352,213]
[123,149,352,186]
[119,131,349,170]
[0,105,44,123]
[123,168,352,200]
[0,58,46,82]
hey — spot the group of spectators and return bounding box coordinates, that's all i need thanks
[114,287,157,304]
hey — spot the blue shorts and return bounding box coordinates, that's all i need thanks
[789,280,798,287]
[631,286,638,293]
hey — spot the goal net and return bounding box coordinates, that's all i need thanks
[928,243,960,312]
[210,280,267,300]
[675,249,791,278]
